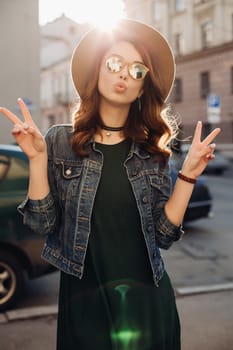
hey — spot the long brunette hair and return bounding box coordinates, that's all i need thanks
[71,38,178,157]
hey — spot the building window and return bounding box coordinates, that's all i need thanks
[174,33,184,55]
[174,78,183,102]
[69,25,76,35]
[48,114,55,127]
[231,66,233,94]
[194,0,210,4]
[200,71,210,98]
[174,0,185,12]
[201,21,213,48]
[151,0,161,21]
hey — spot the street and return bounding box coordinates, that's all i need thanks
[0,165,233,350]
[164,170,233,288]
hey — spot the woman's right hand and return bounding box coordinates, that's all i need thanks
[0,98,46,160]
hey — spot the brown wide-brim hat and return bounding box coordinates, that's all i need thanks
[71,18,175,102]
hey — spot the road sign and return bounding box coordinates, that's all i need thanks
[207,94,221,123]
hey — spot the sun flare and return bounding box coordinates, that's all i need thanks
[39,0,126,26]
[82,0,126,30]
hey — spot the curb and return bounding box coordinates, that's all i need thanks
[176,282,233,297]
[1,305,58,324]
[1,283,233,323]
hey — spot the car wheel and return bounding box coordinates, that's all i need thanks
[0,251,25,311]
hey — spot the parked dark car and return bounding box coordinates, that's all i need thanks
[0,144,55,311]
[0,144,212,311]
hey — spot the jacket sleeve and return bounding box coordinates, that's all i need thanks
[152,159,184,249]
[17,126,61,236]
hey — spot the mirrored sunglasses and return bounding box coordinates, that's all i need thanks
[105,55,149,80]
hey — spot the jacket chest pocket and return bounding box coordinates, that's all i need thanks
[148,172,166,207]
[54,160,83,201]
[149,173,164,190]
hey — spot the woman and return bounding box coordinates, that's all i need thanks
[0,19,220,350]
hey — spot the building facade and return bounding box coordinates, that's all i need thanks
[40,16,90,132]
[124,0,233,143]
[0,0,40,144]
[1,1,232,144]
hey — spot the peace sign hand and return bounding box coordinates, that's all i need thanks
[181,121,221,179]
[0,98,46,160]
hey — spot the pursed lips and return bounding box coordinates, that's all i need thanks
[114,81,128,93]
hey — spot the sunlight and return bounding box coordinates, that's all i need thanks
[39,0,125,26]
[81,0,125,30]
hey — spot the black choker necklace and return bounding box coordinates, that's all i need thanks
[99,124,125,132]
[98,124,125,137]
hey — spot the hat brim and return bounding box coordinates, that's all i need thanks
[71,19,175,102]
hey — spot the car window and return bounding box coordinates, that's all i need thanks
[0,153,29,215]
[0,155,11,183]
[0,154,29,192]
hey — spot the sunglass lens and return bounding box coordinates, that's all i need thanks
[129,63,148,80]
[106,56,122,73]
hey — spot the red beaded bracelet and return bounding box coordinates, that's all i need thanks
[178,171,196,184]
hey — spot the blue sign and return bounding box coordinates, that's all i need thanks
[208,94,220,108]
[207,94,221,123]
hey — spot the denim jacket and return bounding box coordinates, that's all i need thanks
[19,125,184,286]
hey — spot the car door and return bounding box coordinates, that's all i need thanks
[0,151,29,240]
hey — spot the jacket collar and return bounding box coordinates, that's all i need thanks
[88,138,150,160]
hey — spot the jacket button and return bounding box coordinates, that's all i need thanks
[142,196,148,203]
[65,168,72,175]
[147,225,153,232]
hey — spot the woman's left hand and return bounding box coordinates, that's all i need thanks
[181,121,221,179]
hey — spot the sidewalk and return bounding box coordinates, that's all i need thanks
[177,289,233,350]
[0,288,233,350]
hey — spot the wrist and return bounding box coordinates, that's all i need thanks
[29,151,47,163]
[178,171,197,184]
[180,165,199,180]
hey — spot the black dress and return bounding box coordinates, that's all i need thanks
[57,139,180,350]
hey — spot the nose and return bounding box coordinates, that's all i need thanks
[120,74,128,81]
[119,65,129,80]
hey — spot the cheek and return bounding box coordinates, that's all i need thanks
[98,67,111,94]
[137,81,144,96]
[130,81,144,98]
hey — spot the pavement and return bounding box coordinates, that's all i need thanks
[0,285,233,350]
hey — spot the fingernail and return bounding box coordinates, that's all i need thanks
[23,123,29,130]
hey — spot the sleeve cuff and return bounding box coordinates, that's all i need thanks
[17,192,55,214]
[157,208,185,241]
